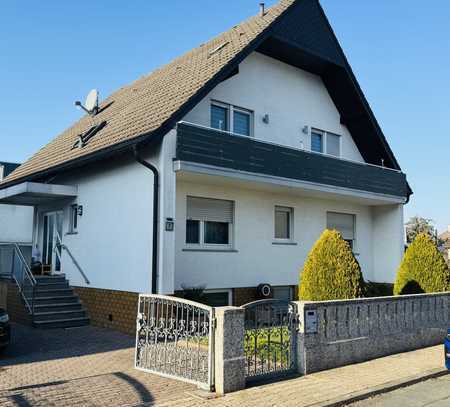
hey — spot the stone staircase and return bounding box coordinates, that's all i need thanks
[26,275,90,329]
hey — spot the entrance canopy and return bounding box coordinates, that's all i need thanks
[0,182,77,206]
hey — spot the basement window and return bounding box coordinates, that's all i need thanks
[72,121,107,149]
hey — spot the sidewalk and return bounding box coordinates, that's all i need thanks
[155,345,446,407]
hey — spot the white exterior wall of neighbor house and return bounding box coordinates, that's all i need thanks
[0,204,33,243]
[32,155,157,293]
[174,180,404,291]
[0,163,33,244]
[183,52,364,162]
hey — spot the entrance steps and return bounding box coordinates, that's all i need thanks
[26,275,89,329]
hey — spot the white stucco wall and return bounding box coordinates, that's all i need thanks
[0,204,33,243]
[173,180,405,291]
[372,204,404,283]
[183,52,364,162]
[33,156,156,293]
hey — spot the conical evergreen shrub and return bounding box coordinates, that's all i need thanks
[394,233,449,295]
[299,229,365,301]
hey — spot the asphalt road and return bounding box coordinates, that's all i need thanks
[349,375,450,406]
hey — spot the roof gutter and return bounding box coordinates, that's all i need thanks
[133,146,159,294]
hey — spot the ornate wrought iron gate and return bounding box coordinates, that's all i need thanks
[135,294,215,390]
[243,299,298,383]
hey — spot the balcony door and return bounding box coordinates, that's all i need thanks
[42,211,63,273]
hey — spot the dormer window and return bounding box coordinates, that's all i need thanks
[72,121,107,150]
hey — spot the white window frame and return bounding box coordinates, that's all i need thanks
[311,128,342,157]
[185,197,234,250]
[211,100,254,137]
[203,288,233,306]
[326,211,358,254]
[274,206,294,242]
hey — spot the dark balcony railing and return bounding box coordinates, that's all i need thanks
[176,122,409,199]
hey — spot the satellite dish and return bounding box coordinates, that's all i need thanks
[75,89,99,116]
[85,89,98,112]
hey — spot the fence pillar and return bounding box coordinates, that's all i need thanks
[294,301,307,375]
[214,306,246,395]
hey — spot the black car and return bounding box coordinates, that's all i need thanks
[0,308,10,351]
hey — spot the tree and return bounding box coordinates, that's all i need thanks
[299,229,365,301]
[394,233,449,295]
[405,216,440,245]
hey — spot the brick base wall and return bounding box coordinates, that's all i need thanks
[232,287,260,306]
[0,279,32,325]
[73,286,139,336]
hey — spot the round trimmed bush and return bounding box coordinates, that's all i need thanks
[299,229,365,301]
[394,233,449,295]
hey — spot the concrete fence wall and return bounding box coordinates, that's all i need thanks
[215,292,450,394]
[295,293,450,375]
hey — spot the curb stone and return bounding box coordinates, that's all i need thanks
[306,368,449,407]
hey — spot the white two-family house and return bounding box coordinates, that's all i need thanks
[0,0,411,328]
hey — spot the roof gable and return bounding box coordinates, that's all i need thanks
[2,0,408,194]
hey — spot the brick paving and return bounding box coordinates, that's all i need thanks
[0,323,445,407]
[0,323,195,407]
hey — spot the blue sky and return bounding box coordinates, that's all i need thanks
[1,1,449,231]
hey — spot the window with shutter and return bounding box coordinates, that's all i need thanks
[274,206,293,240]
[186,196,234,248]
[327,212,356,249]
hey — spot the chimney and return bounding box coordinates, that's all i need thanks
[259,2,266,17]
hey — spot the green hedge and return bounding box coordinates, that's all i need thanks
[299,229,365,301]
[394,233,449,295]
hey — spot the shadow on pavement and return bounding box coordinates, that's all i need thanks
[0,323,134,368]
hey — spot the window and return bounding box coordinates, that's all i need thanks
[275,206,293,240]
[69,204,78,233]
[272,286,293,301]
[202,290,232,307]
[327,212,356,249]
[186,196,234,248]
[311,129,341,157]
[233,109,251,136]
[326,133,341,157]
[311,131,323,153]
[211,101,253,137]
[211,104,229,131]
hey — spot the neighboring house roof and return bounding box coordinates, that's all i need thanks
[439,230,450,248]
[1,0,410,197]
[0,162,20,178]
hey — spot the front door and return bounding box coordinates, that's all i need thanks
[42,211,63,273]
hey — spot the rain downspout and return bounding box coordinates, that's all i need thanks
[133,146,159,294]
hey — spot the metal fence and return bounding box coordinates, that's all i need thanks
[242,299,298,383]
[135,294,215,390]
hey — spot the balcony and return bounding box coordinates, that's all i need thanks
[175,122,409,201]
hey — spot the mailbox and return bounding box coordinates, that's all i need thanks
[305,309,318,334]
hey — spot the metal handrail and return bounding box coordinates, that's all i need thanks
[0,242,36,314]
[54,230,90,285]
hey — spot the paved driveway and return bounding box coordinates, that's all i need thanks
[0,323,196,407]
